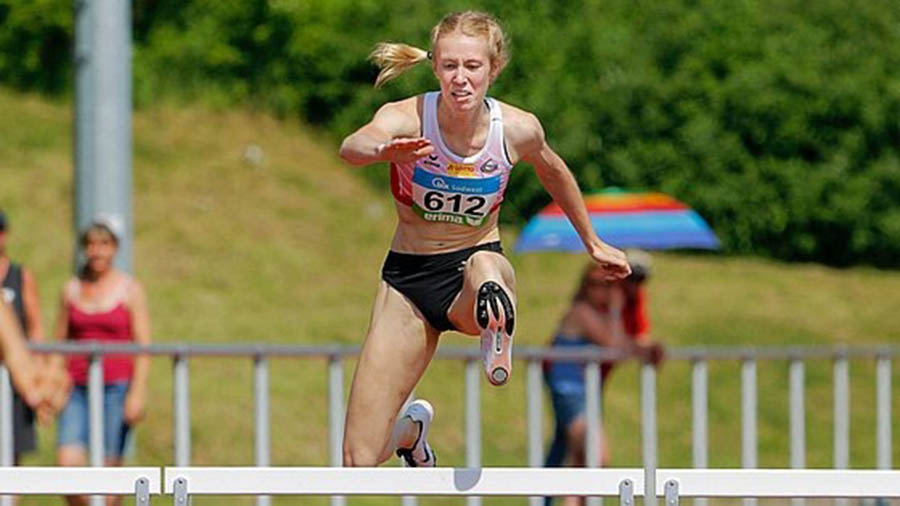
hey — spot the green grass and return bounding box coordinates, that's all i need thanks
[0,87,898,505]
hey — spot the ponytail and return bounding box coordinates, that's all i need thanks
[369,42,429,88]
[369,11,510,88]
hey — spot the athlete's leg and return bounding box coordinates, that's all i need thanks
[343,281,440,467]
[447,250,517,384]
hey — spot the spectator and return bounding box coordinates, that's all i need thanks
[616,250,664,370]
[54,216,150,506]
[543,255,664,506]
[0,209,45,465]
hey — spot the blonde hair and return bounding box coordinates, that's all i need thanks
[370,11,510,88]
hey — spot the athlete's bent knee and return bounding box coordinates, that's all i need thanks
[468,250,502,273]
[343,443,380,467]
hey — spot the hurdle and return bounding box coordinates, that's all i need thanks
[657,469,900,501]
[0,468,160,503]
[162,467,900,503]
[163,467,643,503]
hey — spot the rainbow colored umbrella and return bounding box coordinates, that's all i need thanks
[514,189,720,252]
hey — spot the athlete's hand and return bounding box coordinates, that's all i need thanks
[34,357,72,425]
[587,240,631,280]
[377,137,434,163]
[5,349,41,408]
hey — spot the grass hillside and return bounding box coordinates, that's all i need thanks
[0,88,897,505]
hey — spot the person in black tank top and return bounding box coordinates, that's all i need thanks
[0,209,46,461]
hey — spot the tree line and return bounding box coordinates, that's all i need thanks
[2,0,898,266]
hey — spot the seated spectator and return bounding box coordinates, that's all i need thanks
[0,208,45,464]
[544,255,664,506]
[53,216,150,506]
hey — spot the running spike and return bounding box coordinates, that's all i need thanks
[475,281,515,386]
[396,400,437,467]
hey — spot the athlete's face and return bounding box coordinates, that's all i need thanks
[83,231,117,274]
[433,32,495,113]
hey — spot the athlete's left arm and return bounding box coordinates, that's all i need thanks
[511,112,630,279]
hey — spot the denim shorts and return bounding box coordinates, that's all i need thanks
[544,337,596,429]
[57,382,132,458]
[545,370,588,429]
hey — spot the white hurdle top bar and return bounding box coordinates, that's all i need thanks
[659,469,900,498]
[164,468,643,496]
[0,468,160,495]
[164,467,900,498]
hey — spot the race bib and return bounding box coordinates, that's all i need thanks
[411,167,500,227]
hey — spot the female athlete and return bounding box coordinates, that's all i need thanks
[338,10,630,467]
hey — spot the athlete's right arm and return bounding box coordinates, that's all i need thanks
[339,99,433,166]
[0,299,39,407]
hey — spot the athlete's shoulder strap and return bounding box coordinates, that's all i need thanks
[485,97,512,165]
[487,97,503,122]
[421,92,440,141]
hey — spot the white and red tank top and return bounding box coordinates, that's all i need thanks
[390,91,515,228]
[64,276,135,385]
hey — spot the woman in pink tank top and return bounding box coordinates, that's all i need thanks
[52,217,151,506]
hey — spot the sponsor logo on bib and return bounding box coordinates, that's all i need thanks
[447,162,478,178]
[480,159,499,174]
[423,154,441,169]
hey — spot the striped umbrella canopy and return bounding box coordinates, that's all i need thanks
[514,188,720,252]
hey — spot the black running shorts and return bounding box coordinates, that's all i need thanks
[381,242,504,332]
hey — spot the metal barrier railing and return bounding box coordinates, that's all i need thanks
[0,343,896,506]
